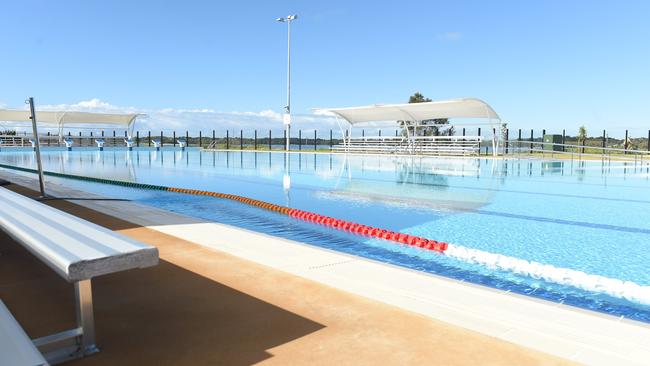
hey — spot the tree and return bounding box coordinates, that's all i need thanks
[578,125,587,153]
[399,92,451,136]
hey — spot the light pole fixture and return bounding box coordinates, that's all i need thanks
[276,14,297,151]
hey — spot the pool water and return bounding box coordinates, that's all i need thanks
[2,148,650,322]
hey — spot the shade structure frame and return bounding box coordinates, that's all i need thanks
[0,109,144,140]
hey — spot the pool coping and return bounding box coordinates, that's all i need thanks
[3,168,650,365]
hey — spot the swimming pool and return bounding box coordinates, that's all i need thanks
[2,148,650,322]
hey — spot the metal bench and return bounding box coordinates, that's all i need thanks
[0,300,48,366]
[0,186,159,365]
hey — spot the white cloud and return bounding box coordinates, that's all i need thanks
[437,32,462,42]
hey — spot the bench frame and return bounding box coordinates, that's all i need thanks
[31,279,98,364]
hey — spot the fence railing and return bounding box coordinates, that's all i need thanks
[333,136,482,156]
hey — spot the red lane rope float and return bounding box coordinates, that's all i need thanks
[0,163,448,253]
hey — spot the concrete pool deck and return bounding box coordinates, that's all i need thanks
[1,170,650,364]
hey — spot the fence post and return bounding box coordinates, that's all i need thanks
[330,129,333,149]
[625,129,629,153]
[137,131,140,147]
[269,130,272,150]
[395,130,398,137]
[314,130,317,150]
[254,130,257,150]
[160,131,164,147]
[212,130,216,146]
[299,130,302,150]
[462,128,465,136]
[505,128,509,154]
[648,130,650,152]
[530,129,534,154]
[602,129,606,151]
[148,131,151,147]
[173,131,176,147]
[362,129,365,137]
[47,132,50,146]
[478,128,481,151]
[284,130,286,150]
[226,130,230,149]
[240,130,243,150]
[199,131,202,147]
[186,131,189,146]
[542,129,546,137]
[562,129,566,152]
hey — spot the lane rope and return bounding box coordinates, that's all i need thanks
[0,163,448,253]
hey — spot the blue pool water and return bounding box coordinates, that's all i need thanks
[2,148,650,322]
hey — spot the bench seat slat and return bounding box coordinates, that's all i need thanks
[0,187,158,282]
[0,300,48,366]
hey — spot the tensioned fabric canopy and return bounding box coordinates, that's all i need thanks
[316,98,500,125]
[0,109,141,126]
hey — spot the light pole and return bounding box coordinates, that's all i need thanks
[276,14,297,151]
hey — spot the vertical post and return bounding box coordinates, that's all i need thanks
[136,131,140,147]
[284,130,287,150]
[530,129,534,154]
[478,127,481,152]
[505,129,509,154]
[625,129,629,153]
[148,131,151,147]
[647,130,650,152]
[226,130,230,149]
[562,129,566,152]
[395,130,398,137]
[47,131,50,146]
[254,130,258,150]
[602,129,606,150]
[379,129,382,137]
[362,129,365,137]
[269,130,272,150]
[542,129,546,137]
[160,131,163,148]
[75,280,98,355]
[173,131,176,147]
[240,130,243,150]
[212,130,216,146]
[330,129,333,149]
[199,131,202,147]
[462,128,466,136]
[314,130,317,151]
[186,130,189,146]
[27,97,46,197]
[299,130,302,150]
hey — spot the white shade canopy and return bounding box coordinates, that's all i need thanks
[0,109,141,126]
[317,98,500,125]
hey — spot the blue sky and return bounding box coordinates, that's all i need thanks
[1,0,649,136]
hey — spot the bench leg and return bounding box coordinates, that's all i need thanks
[75,279,99,356]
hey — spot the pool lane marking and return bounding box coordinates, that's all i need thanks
[0,164,447,253]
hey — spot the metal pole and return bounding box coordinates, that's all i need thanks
[240,130,243,150]
[299,129,302,150]
[269,130,272,150]
[625,129,629,153]
[530,129,533,154]
[314,130,317,150]
[148,131,151,147]
[173,131,176,147]
[27,97,46,197]
[199,131,202,147]
[562,129,566,152]
[226,130,229,149]
[330,129,333,149]
[280,16,297,151]
[505,128,509,154]
[136,131,140,147]
[254,130,257,150]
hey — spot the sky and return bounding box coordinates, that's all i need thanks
[1,0,649,137]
